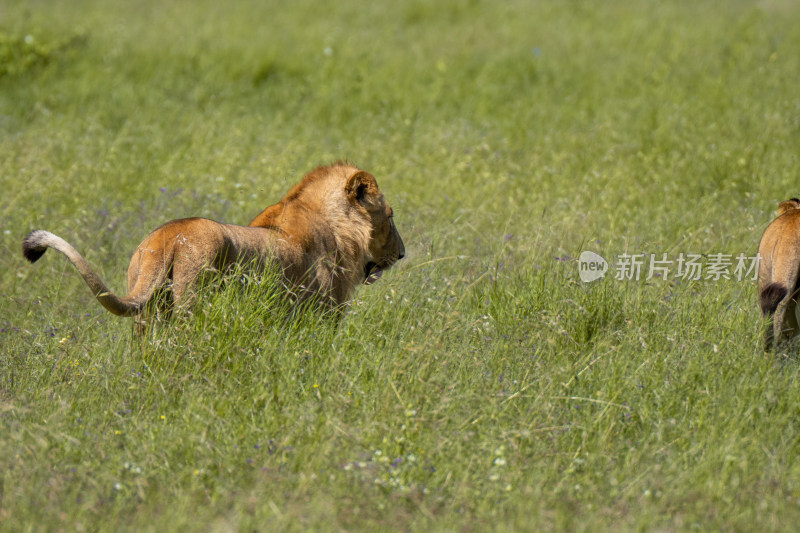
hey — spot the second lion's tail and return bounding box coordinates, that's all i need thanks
[759,282,789,316]
[22,230,142,317]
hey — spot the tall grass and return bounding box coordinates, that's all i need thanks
[2,0,800,530]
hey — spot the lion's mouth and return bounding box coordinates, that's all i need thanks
[364,261,383,285]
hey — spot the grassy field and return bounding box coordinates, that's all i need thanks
[2,0,800,530]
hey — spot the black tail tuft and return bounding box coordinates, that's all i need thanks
[760,282,789,315]
[22,232,47,263]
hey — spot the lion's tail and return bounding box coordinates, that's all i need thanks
[22,230,142,317]
[759,282,789,316]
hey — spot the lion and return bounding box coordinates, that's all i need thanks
[757,197,800,350]
[22,162,405,326]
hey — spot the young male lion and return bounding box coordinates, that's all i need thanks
[758,197,800,350]
[22,162,405,323]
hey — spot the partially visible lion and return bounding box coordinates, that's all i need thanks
[757,197,800,350]
[22,162,405,325]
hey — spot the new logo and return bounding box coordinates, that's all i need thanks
[578,251,608,282]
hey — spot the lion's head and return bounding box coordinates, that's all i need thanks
[343,169,406,284]
[249,162,405,302]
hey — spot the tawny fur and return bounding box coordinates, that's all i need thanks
[757,197,800,350]
[22,163,405,323]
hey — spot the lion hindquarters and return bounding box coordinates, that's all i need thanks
[758,208,800,350]
[129,218,240,307]
[760,277,800,351]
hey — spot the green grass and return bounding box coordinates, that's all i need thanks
[2,0,800,530]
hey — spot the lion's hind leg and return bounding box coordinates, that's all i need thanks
[761,282,788,351]
[125,243,177,335]
[168,254,219,313]
[777,295,800,351]
[764,283,800,353]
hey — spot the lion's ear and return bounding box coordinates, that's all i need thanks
[345,171,376,203]
[777,199,800,216]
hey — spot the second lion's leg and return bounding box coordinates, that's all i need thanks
[784,297,800,345]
